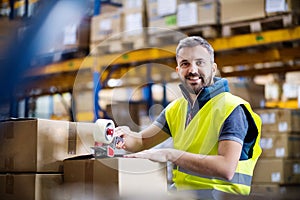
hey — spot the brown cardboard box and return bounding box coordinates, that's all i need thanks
[122,8,147,39]
[176,0,219,27]
[123,0,146,12]
[0,119,94,172]
[251,183,300,198]
[106,102,148,132]
[177,2,199,27]
[260,133,300,158]
[61,18,90,51]
[220,0,265,24]
[90,11,123,42]
[73,90,94,113]
[255,108,300,133]
[252,158,300,184]
[228,81,265,109]
[147,0,178,33]
[266,0,300,15]
[0,174,63,200]
[148,15,178,33]
[198,0,219,26]
[63,157,168,199]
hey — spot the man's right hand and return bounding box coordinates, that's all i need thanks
[115,126,142,152]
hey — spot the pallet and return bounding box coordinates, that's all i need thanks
[90,35,148,55]
[148,25,220,47]
[148,30,185,47]
[179,25,221,39]
[222,13,299,37]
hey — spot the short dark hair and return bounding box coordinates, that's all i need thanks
[176,36,215,63]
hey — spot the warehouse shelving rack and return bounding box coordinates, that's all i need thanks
[2,0,299,121]
[17,25,300,121]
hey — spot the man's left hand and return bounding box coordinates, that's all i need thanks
[124,149,171,162]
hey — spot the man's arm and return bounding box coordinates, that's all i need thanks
[124,140,242,181]
[115,124,170,153]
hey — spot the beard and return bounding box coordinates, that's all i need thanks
[180,71,214,95]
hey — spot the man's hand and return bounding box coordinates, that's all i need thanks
[124,148,183,163]
[115,124,170,153]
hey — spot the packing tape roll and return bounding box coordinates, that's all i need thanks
[94,119,115,144]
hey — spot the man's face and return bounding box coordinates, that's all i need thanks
[176,45,217,95]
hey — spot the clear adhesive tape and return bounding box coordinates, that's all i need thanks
[93,119,115,144]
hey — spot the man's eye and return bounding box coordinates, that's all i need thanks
[181,62,189,68]
[196,60,204,66]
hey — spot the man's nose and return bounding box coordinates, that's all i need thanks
[188,62,198,73]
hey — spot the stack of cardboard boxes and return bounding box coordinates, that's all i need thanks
[0,118,168,199]
[90,0,147,55]
[147,0,178,35]
[0,119,94,199]
[122,0,148,50]
[220,0,300,36]
[147,0,220,46]
[252,108,300,196]
[89,4,123,54]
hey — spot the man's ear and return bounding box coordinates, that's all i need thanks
[176,66,179,72]
[212,63,217,75]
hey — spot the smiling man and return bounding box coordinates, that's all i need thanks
[115,36,262,197]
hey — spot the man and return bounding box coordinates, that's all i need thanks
[115,36,261,197]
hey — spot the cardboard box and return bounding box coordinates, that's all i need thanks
[228,80,265,109]
[64,157,168,199]
[122,9,147,38]
[147,0,178,33]
[156,0,178,17]
[106,102,148,132]
[255,108,300,133]
[260,133,300,158]
[123,0,146,11]
[251,183,300,198]
[73,90,94,113]
[198,0,219,26]
[177,2,198,27]
[0,174,63,200]
[62,18,90,51]
[148,15,178,33]
[220,0,265,24]
[252,158,300,184]
[0,119,94,172]
[90,11,122,42]
[266,0,300,15]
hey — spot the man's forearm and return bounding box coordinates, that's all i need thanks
[167,149,236,180]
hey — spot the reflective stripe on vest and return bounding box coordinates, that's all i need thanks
[178,167,252,186]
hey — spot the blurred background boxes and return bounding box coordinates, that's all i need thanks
[197,0,220,26]
[147,0,178,34]
[252,159,300,184]
[228,78,265,109]
[260,133,300,158]
[90,11,122,43]
[177,0,219,28]
[220,0,265,24]
[265,0,300,15]
[255,108,300,133]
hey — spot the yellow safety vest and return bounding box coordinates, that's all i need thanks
[165,92,261,195]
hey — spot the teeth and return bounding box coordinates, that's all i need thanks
[188,77,200,80]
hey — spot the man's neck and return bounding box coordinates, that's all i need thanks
[189,91,202,107]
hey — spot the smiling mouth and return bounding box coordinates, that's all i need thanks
[186,76,203,82]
